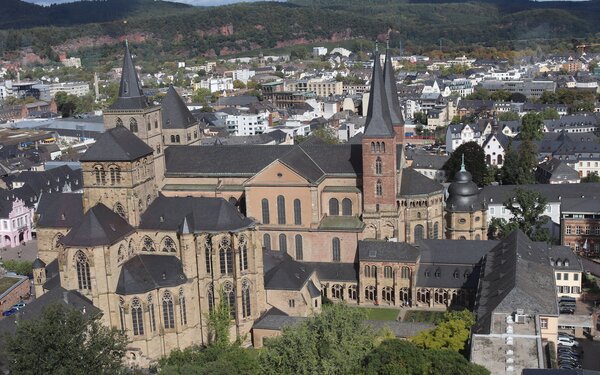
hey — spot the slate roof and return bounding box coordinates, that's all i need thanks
[12,165,83,197]
[36,193,83,228]
[278,146,325,183]
[80,125,154,162]
[216,95,259,107]
[546,244,583,272]
[165,143,363,177]
[399,168,444,197]
[480,183,600,204]
[473,230,559,334]
[116,254,188,295]
[263,251,315,290]
[536,159,580,183]
[253,307,305,330]
[304,262,358,282]
[410,154,449,170]
[109,44,150,110]
[383,48,404,126]
[416,263,482,289]
[61,203,135,247]
[417,239,497,265]
[363,50,395,138]
[161,86,197,130]
[139,195,254,233]
[358,241,420,262]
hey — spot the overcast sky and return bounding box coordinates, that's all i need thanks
[23,0,266,6]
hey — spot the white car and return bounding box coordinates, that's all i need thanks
[557,337,579,347]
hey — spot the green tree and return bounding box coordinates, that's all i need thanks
[497,111,520,121]
[5,304,127,375]
[1,259,33,276]
[500,139,537,185]
[296,127,339,145]
[490,90,511,102]
[450,115,461,125]
[260,303,377,375]
[413,112,427,125]
[582,172,600,183]
[444,142,487,186]
[159,345,259,375]
[520,112,544,141]
[489,188,550,241]
[192,88,212,106]
[233,79,246,89]
[415,124,424,136]
[483,166,500,186]
[466,88,491,100]
[364,339,489,375]
[540,108,560,120]
[411,310,475,352]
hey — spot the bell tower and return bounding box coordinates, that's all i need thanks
[102,42,165,185]
[362,45,398,239]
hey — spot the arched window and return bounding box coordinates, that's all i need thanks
[179,288,187,326]
[147,121,151,131]
[375,157,382,175]
[131,298,144,336]
[118,297,125,332]
[401,266,411,279]
[205,236,212,275]
[207,283,214,312]
[162,291,175,329]
[342,198,353,216]
[263,233,271,251]
[371,142,375,152]
[381,142,385,153]
[117,244,125,263]
[129,118,138,133]
[433,222,439,239]
[384,266,393,278]
[329,198,339,216]
[332,284,343,299]
[114,203,126,220]
[241,279,251,318]
[376,142,381,152]
[75,251,91,291]
[116,117,123,127]
[295,235,303,260]
[497,154,503,164]
[364,265,371,278]
[294,199,302,225]
[148,294,156,332]
[109,166,121,185]
[261,199,270,224]
[376,180,383,196]
[382,287,393,303]
[161,236,176,253]
[170,135,176,143]
[94,165,105,185]
[475,234,481,240]
[219,236,233,275]
[332,237,341,262]
[223,281,236,319]
[279,234,287,253]
[347,285,357,300]
[365,286,376,301]
[142,236,155,252]
[414,224,424,241]
[175,135,180,143]
[128,239,135,256]
[238,235,248,271]
[485,154,491,164]
[277,195,286,224]
[372,265,378,277]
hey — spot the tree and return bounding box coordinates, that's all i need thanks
[192,88,212,106]
[411,310,475,352]
[413,112,427,125]
[520,112,544,141]
[500,139,537,185]
[296,127,339,145]
[582,172,600,183]
[444,142,487,186]
[490,90,511,102]
[259,303,378,375]
[1,259,33,276]
[5,304,127,375]
[489,188,550,241]
[233,79,246,89]
[415,124,424,136]
[540,107,560,120]
[483,166,500,186]
[497,111,520,121]
[364,339,489,375]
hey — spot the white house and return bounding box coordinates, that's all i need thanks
[481,132,509,167]
[445,123,483,153]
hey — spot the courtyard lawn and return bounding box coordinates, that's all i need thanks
[356,307,399,321]
[403,310,444,324]
[0,277,19,295]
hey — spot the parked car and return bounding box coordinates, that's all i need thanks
[11,302,25,310]
[558,337,579,347]
[2,308,17,317]
[560,307,575,314]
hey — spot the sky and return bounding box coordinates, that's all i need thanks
[23,0,266,5]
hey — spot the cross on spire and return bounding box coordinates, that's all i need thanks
[460,154,466,172]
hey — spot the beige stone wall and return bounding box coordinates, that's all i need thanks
[252,328,281,348]
[445,210,487,240]
[163,127,201,146]
[36,227,67,265]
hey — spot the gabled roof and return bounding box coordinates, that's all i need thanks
[80,125,154,162]
[278,146,325,184]
[363,50,394,138]
[36,192,83,228]
[399,168,444,197]
[109,43,150,110]
[61,203,135,247]
[116,254,187,295]
[139,195,254,233]
[383,48,405,127]
[161,86,197,130]
[263,251,315,290]
[358,241,419,262]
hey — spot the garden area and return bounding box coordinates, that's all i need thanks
[356,307,399,321]
[403,310,445,324]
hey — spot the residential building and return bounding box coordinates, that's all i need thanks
[535,159,580,184]
[479,80,556,99]
[561,197,600,255]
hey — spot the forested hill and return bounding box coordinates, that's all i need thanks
[2,0,600,67]
[0,0,192,29]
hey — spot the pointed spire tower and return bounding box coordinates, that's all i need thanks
[361,43,398,224]
[102,42,166,185]
[383,38,405,143]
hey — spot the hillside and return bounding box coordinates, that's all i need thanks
[2,0,600,68]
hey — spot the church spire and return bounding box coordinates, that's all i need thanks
[363,45,394,138]
[110,42,149,110]
[383,40,404,127]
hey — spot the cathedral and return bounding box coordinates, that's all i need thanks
[29,43,479,366]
